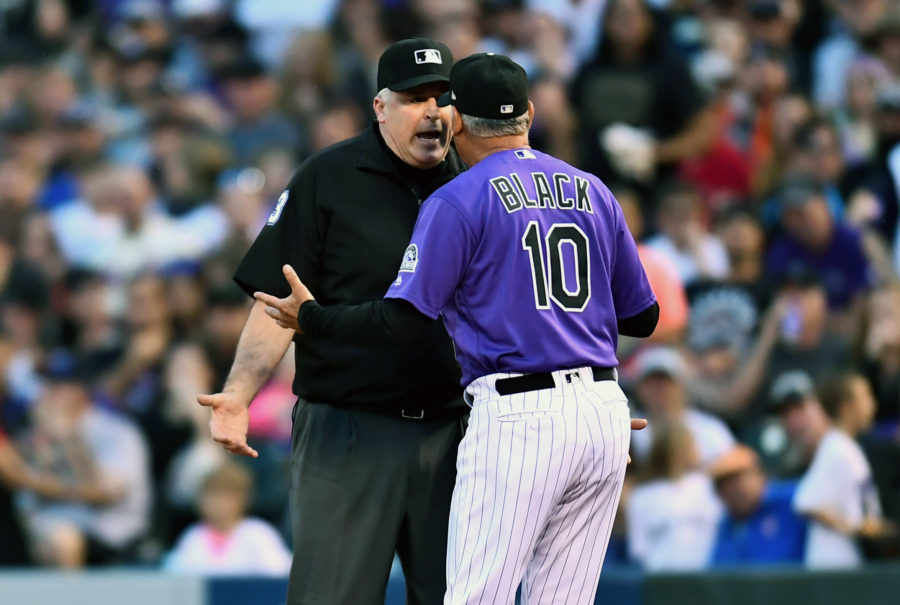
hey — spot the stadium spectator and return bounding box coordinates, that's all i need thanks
[156,343,227,542]
[766,173,874,317]
[17,353,151,567]
[218,55,301,166]
[630,346,736,468]
[570,0,716,192]
[617,187,689,346]
[626,423,723,570]
[813,0,888,111]
[163,461,290,575]
[0,413,130,567]
[772,370,888,568]
[709,444,807,567]
[644,179,731,286]
[854,83,900,270]
[101,273,172,412]
[860,283,900,424]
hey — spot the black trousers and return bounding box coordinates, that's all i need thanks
[286,398,466,605]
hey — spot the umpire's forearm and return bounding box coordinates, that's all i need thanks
[223,300,294,404]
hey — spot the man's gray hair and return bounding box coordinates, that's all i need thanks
[376,87,393,104]
[461,111,530,137]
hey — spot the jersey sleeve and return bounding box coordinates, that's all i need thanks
[233,158,326,299]
[384,196,477,319]
[609,193,657,319]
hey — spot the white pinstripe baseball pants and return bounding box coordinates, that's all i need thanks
[445,366,631,605]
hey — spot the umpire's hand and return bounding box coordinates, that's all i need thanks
[197,390,259,458]
[254,264,314,333]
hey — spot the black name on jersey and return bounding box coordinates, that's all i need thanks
[490,172,593,215]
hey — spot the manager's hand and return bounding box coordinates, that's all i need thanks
[627,417,647,465]
[254,264,314,333]
[197,390,259,458]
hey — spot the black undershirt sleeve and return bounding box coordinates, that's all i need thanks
[301,298,660,344]
[298,298,433,346]
[617,301,660,338]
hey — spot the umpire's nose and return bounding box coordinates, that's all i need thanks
[424,96,440,121]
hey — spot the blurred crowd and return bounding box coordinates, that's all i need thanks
[0,0,899,576]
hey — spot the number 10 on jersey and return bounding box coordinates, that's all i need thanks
[521,221,591,312]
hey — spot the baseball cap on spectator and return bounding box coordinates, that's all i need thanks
[876,82,900,112]
[37,349,80,384]
[208,282,248,309]
[691,50,737,96]
[767,370,815,413]
[1,261,49,310]
[173,0,225,20]
[57,101,100,130]
[438,53,529,119]
[111,36,167,65]
[216,55,267,82]
[377,38,453,92]
[778,173,825,212]
[873,5,900,38]
[0,107,38,136]
[688,289,757,352]
[709,445,759,483]
[119,0,167,23]
[748,0,781,21]
[635,347,688,382]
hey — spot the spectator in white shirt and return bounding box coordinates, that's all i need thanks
[49,164,227,280]
[772,370,890,568]
[18,353,152,567]
[645,180,730,286]
[626,423,723,571]
[164,461,291,575]
[630,346,736,468]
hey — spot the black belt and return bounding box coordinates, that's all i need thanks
[333,403,466,422]
[495,367,616,396]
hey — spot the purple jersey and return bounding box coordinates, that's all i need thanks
[386,148,656,386]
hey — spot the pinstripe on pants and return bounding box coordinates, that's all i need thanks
[445,366,631,605]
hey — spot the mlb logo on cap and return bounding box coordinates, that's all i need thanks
[414,49,443,65]
[500,104,514,114]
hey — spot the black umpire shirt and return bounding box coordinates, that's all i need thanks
[234,122,465,412]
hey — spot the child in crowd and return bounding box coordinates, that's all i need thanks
[164,462,291,575]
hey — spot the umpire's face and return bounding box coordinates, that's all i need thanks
[374,82,452,169]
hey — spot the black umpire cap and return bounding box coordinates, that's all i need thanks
[438,53,529,120]
[377,38,453,92]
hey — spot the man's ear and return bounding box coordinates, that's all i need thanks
[527,100,535,126]
[451,107,464,136]
[373,96,387,124]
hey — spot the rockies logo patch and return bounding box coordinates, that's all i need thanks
[399,244,419,272]
[267,190,289,225]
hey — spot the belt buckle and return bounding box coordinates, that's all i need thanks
[401,409,425,420]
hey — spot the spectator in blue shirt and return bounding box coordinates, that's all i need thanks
[766,173,874,320]
[709,445,808,567]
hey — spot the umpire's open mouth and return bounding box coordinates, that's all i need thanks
[416,129,441,142]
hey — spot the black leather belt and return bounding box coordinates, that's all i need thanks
[495,367,617,396]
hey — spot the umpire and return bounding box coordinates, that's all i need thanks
[198,39,466,605]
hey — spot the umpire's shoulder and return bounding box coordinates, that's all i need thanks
[281,131,367,192]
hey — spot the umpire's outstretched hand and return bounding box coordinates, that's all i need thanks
[197,390,259,458]
[254,264,314,333]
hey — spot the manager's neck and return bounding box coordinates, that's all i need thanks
[462,134,531,166]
